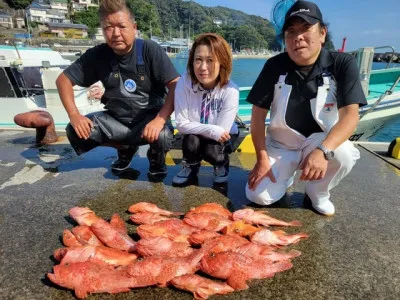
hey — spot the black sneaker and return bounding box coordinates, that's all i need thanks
[147,148,167,180]
[111,146,138,171]
[172,161,200,185]
[214,162,229,184]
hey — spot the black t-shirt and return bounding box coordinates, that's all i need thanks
[63,39,179,99]
[247,48,367,137]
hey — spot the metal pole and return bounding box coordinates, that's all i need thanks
[25,10,31,45]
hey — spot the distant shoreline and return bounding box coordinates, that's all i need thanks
[167,53,273,59]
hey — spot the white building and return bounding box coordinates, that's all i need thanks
[46,9,68,23]
[48,0,68,12]
[71,0,99,13]
[27,3,48,23]
[0,11,14,29]
[213,19,223,27]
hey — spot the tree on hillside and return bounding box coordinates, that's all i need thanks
[5,0,31,9]
[72,7,99,36]
[126,0,162,38]
[234,25,267,51]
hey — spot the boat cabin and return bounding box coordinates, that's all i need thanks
[0,45,71,99]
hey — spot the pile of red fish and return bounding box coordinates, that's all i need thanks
[47,202,308,299]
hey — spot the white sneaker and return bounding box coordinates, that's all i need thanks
[172,162,200,185]
[214,163,229,184]
[311,198,335,216]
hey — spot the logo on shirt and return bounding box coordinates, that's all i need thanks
[124,79,136,93]
[323,103,334,112]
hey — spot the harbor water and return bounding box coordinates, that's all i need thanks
[171,58,400,142]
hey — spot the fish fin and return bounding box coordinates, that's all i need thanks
[288,249,302,258]
[273,230,287,236]
[75,286,88,299]
[103,287,133,294]
[194,290,209,300]
[227,271,249,291]
[288,220,302,226]
[172,212,184,216]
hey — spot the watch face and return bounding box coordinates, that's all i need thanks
[326,151,335,160]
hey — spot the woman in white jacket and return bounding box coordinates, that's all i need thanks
[173,33,239,185]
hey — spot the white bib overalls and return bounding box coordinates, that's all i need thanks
[246,73,360,209]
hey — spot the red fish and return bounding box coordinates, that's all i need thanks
[233,209,302,227]
[135,237,194,258]
[90,219,136,252]
[109,213,127,234]
[233,243,301,261]
[170,274,235,299]
[69,207,101,226]
[183,211,232,232]
[137,219,198,243]
[62,229,83,247]
[200,251,293,290]
[71,225,104,246]
[53,245,138,266]
[251,229,309,246]
[128,202,182,216]
[129,212,172,225]
[126,250,204,287]
[188,231,221,246]
[190,203,232,220]
[201,235,250,254]
[222,220,261,237]
[47,261,139,299]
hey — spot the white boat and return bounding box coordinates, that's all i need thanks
[1,45,399,142]
[0,45,104,129]
[237,47,400,141]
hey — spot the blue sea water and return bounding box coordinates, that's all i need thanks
[170,58,400,142]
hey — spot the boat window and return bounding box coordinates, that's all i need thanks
[0,68,16,97]
[10,67,45,96]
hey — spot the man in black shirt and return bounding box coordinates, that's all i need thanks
[246,0,367,215]
[56,0,179,180]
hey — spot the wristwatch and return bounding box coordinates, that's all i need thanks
[316,144,335,161]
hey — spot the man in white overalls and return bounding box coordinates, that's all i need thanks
[245,0,367,216]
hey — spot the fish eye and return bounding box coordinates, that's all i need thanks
[235,228,240,232]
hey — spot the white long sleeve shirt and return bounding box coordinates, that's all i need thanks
[174,72,239,141]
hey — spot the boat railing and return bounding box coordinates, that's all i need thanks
[359,75,400,120]
[350,46,397,70]
[372,46,397,69]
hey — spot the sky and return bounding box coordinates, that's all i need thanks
[194,0,400,52]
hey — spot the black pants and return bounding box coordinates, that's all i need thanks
[182,134,233,167]
[66,111,173,156]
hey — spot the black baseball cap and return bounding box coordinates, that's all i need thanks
[282,1,323,32]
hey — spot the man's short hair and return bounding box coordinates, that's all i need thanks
[99,0,135,23]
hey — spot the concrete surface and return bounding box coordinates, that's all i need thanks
[0,130,399,300]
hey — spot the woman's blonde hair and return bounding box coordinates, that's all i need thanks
[187,33,233,88]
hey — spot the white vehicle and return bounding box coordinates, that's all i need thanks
[0,45,104,129]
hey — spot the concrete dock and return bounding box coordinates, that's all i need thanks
[0,129,399,300]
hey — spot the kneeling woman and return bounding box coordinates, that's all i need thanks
[173,33,239,185]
